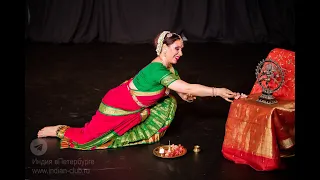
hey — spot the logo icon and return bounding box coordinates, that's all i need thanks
[30,138,47,156]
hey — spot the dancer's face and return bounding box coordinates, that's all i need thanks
[164,39,184,64]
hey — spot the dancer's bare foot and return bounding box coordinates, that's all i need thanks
[37,125,63,138]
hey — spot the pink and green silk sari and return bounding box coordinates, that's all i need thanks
[57,62,180,150]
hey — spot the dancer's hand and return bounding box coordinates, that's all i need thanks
[234,92,248,99]
[180,93,196,103]
[215,88,236,102]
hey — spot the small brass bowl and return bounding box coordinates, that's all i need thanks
[193,145,201,153]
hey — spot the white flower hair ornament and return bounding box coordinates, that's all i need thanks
[156,31,170,56]
[155,31,182,56]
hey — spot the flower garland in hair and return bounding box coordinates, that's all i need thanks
[156,31,183,56]
[156,31,170,56]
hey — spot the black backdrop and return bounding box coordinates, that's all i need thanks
[26,0,295,46]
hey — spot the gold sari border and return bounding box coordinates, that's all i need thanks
[98,102,143,116]
[160,74,179,87]
[140,109,149,122]
[130,89,163,96]
[56,125,70,139]
[131,94,148,108]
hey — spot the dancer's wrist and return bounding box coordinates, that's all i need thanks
[211,87,217,97]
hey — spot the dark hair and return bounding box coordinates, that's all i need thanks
[153,32,181,48]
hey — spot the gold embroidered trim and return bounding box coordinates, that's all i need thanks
[95,139,115,149]
[98,102,142,116]
[56,125,70,139]
[131,94,148,108]
[140,109,149,122]
[130,89,163,96]
[160,74,178,87]
[127,85,149,108]
[60,138,71,149]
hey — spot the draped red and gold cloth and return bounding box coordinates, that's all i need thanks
[222,94,295,171]
[222,48,295,171]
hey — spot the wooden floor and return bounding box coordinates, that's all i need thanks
[25,41,295,180]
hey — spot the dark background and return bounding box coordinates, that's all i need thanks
[25,0,295,47]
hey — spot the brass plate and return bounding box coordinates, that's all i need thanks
[153,145,187,159]
[280,149,295,158]
[280,153,295,158]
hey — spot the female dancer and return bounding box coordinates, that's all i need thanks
[37,31,237,150]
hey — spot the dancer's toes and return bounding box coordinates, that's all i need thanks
[37,129,44,138]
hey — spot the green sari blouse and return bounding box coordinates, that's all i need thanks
[132,62,180,92]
